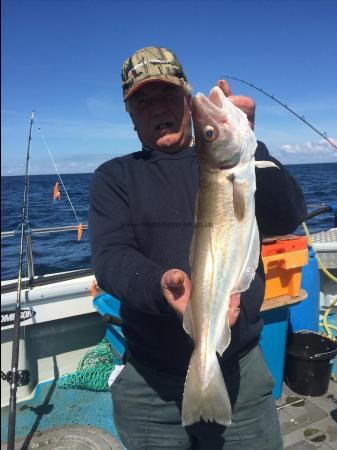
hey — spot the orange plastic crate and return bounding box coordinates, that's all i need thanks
[262,236,308,300]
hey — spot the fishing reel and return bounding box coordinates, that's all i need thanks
[1,369,30,386]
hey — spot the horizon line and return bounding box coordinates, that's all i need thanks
[2,160,337,177]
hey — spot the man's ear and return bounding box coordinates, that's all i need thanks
[130,116,137,131]
[126,106,136,130]
[125,98,132,114]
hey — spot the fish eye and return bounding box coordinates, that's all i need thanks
[204,125,216,140]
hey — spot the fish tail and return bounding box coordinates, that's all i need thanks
[181,352,232,427]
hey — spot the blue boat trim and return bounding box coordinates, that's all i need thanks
[93,294,126,359]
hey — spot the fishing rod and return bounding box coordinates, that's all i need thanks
[223,76,337,150]
[36,120,85,240]
[6,111,35,450]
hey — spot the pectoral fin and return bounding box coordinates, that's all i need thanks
[189,192,199,267]
[231,175,247,221]
[255,161,278,169]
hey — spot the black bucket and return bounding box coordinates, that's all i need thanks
[284,331,337,396]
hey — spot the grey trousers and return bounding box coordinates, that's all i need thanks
[111,346,283,450]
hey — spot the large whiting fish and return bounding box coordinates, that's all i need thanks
[182,86,276,426]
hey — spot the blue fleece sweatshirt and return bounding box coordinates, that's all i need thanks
[89,141,306,374]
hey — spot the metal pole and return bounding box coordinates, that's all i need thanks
[7,111,35,450]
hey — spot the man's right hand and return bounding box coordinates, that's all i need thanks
[160,269,191,318]
[161,269,241,327]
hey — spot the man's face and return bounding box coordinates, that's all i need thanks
[127,82,193,153]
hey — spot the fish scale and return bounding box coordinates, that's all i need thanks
[181,86,276,427]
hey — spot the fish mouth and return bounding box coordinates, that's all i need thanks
[193,89,227,125]
[208,86,226,109]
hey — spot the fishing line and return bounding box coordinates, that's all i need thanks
[36,120,82,225]
[223,76,337,150]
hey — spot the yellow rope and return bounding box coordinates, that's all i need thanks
[320,296,337,339]
[302,222,337,339]
[302,222,337,283]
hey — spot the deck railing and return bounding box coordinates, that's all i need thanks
[1,225,92,293]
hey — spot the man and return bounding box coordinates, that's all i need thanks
[89,47,306,449]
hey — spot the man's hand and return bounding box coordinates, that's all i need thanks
[161,269,191,318]
[228,292,241,327]
[161,269,241,326]
[217,80,256,130]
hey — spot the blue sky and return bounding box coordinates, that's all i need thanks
[2,0,337,175]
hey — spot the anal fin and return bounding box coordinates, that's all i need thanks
[183,301,195,338]
[216,309,232,356]
[235,218,260,293]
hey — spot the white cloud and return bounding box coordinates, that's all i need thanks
[280,144,302,154]
[275,138,337,164]
[280,138,337,155]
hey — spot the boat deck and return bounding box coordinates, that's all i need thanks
[278,380,337,449]
[0,380,121,449]
[1,378,336,449]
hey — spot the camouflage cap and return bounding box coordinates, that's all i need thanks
[121,47,187,100]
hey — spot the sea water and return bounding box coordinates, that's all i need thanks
[1,163,336,280]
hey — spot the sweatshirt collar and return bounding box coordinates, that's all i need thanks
[142,138,195,154]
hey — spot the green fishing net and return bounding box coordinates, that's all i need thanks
[57,338,115,392]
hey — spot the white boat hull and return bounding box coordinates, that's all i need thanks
[1,272,104,407]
